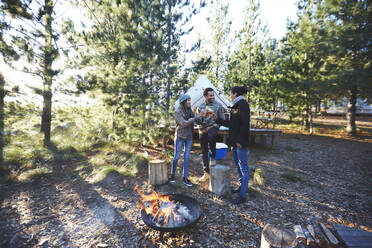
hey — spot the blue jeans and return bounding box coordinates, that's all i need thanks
[171,137,193,179]
[232,147,249,198]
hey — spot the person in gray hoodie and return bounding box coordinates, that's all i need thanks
[170,94,203,186]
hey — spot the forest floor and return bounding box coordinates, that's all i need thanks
[1,117,372,248]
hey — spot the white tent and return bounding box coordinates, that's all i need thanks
[174,75,231,110]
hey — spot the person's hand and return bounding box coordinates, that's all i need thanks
[205,126,213,133]
[236,143,242,148]
[200,110,207,117]
[193,107,198,114]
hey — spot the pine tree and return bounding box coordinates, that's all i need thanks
[318,0,372,135]
[71,0,201,145]
[0,74,5,168]
[225,0,271,108]
[1,0,61,146]
[205,0,231,88]
[279,0,330,133]
[1,0,33,166]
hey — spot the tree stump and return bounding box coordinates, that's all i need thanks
[209,164,230,196]
[261,224,297,248]
[148,159,168,186]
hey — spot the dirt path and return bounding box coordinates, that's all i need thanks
[1,132,371,247]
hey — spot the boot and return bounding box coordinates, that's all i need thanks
[231,196,246,204]
[232,186,241,193]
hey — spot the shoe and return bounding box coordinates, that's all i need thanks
[183,178,193,187]
[169,175,176,183]
[232,187,241,193]
[231,196,246,204]
[198,172,210,182]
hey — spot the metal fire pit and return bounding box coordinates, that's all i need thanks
[141,194,202,237]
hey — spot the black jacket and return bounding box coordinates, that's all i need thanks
[216,99,250,147]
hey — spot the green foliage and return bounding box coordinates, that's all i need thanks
[284,146,301,152]
[224,0,277,111]
[253,167,264,186]
[204,0,232,87]
[247,186,261,198]
[88,143,148,183]
[67,0,204,145]
[278,0,330,132]
[281,170,303,182]
[1,0,64,144]
[17,166,53,182]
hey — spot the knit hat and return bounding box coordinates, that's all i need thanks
[179,94,191,104]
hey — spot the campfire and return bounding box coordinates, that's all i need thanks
[134,186,201,231]
[135,186,194,228]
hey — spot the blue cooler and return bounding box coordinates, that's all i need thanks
[215,142,228,160]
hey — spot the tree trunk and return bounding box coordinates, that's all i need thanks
[165,2,172,112]
[112,107,117,131]
[41,0,53,146]
[209,165,230,196]
[0,73,5,168]
[303,104,310,130]
[309,104,313,135]
[346,86,357,136]
[148,159,168,185]
[314,101,318,116]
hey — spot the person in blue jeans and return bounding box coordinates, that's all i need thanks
[214,86,250,204]
[170,94,203,186]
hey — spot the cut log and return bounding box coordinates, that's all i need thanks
[302,225,316,247]
[148,159,168,186]
[307,222,330,248]
[209,164,230,196]
[319,223,339,247]
[260,224,297,248]
[293,225,306,242]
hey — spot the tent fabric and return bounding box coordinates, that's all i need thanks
[174,75,231,110]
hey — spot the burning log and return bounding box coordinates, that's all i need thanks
[135,186,194,228]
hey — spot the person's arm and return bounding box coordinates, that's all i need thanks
[175,111,198,127]
[214,109,229,127]
[236,101,250,145]
[195,105,206,125]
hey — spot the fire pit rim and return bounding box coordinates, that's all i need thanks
[140,193,202,232]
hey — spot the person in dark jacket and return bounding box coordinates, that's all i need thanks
[170,94,203,186]
[214,86,250,204]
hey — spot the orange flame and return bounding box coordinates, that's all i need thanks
[134,185,179,226]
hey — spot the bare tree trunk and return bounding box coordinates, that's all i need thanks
[346,86,357,136]
[0,73,5,168]
[309,104,313,135]
[165,2,172,112]
[304,104,310,130]
[314,101,318,116]
[41,0,53,146]
[112,106,118,131]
